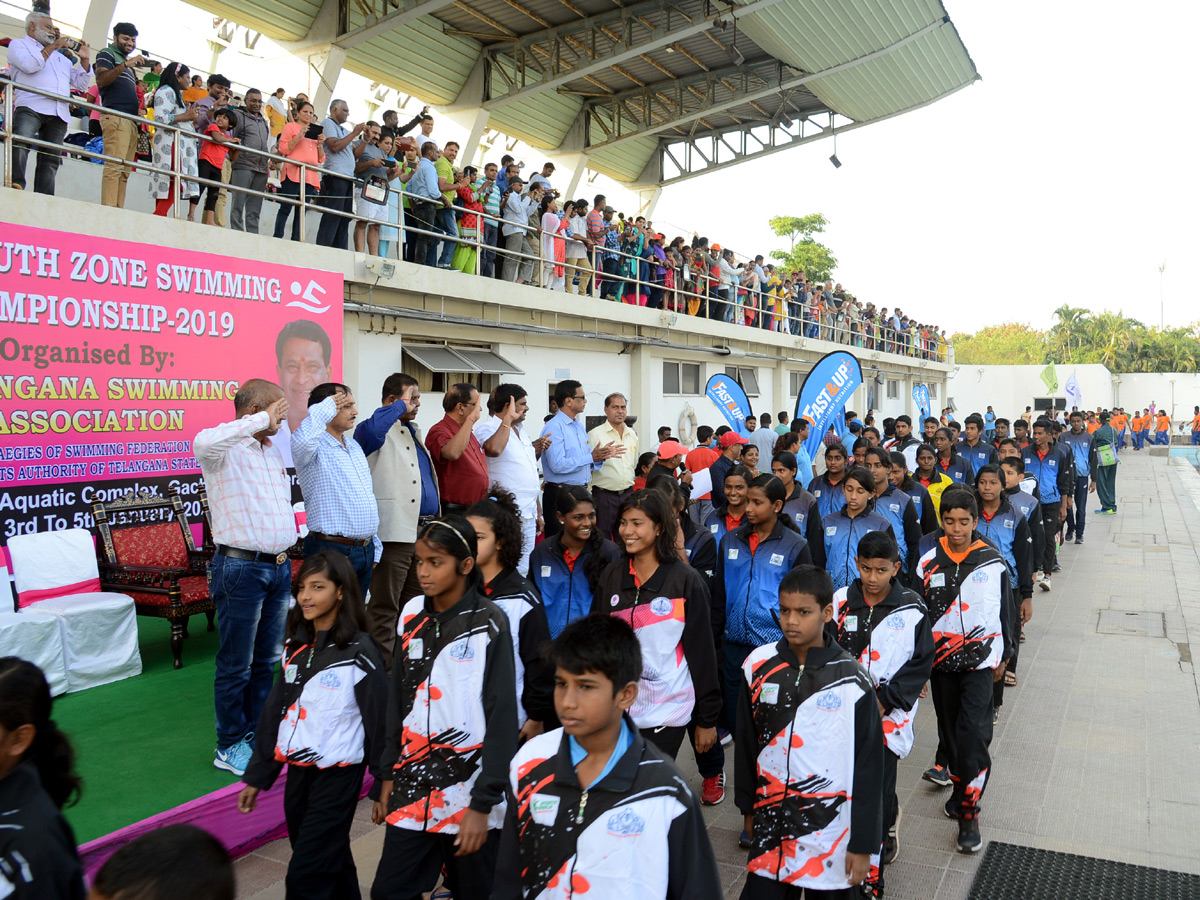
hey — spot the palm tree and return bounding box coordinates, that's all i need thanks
[1047,305,1091,361]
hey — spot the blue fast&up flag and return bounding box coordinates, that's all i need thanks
[705,373,753,434]
[795,350,863,461]
[912,384,931,420]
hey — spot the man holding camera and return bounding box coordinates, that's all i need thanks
[7,9,91,194]
[93,22,146,208]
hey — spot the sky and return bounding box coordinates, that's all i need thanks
[18,0,1200,335]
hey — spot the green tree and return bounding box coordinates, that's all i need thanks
[1046,305,1091,361]
[768,213,838,282]
[951,323,1045,365]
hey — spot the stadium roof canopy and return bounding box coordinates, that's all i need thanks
[193,0,978,186]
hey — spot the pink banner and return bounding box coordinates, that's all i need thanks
[0,223,343,538]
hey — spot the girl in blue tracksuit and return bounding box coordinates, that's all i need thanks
[810,465,895,590]
[712,473,813,733]
[702,464,752,546]
[769,450,824,550]
[808,442,849,519]
[933,427,973,484]
[865,446,922,580]
[889,450,938,533]
[529,485,620,637]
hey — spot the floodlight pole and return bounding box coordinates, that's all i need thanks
[1158,261,1166,330]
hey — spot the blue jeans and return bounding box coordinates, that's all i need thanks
[211,554,290,750]
[428,207,458,267]
[303,533,374,601]
[11,107,68,194]
[481,222,499,277]
[1065,474,1089,538]
[1155,431,1169,445]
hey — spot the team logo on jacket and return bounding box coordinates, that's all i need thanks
[319,671,342,689]
[884,614,906,630]
[815,690,842,711]
[650,597,673,616]
[606,807,645,837]
[889,503,900,513]
[530,794,560,825]
[611,594,620,607]
[971,571,989,584]
[447,639,476,662]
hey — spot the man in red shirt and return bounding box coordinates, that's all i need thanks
[423,382,489,511]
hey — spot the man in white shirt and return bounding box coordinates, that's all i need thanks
[475,384,548,575]
[7,10,92,194]
[194,379,297,777]
[415,113,438,152]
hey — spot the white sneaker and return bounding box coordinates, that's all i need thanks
[1039,577,1051,592]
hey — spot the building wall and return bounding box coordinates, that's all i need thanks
[947,366,1200,427]
[948,364,1115,421]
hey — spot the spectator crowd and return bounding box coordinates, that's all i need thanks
[3,11,949,360]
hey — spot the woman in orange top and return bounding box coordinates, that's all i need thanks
[273,101,325,241]
[1130,412,1144,450]
[1190,406,1200,446]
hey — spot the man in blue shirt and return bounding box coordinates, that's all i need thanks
[539,380,624,536]
[984,406,996,442]
[400,141,442,274]
[316,99,366,251]
[1060,411,1095,544]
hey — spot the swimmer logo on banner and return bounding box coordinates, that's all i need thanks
[0,223,344,537]
[795,351,863,463]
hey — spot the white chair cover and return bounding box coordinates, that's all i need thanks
[8,529,142,692]
[0,610,70,696]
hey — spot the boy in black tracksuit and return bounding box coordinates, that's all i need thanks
[831,531,933,895]
[736,565,883,899]
[915,492,1015,853]
[494,615,722,900]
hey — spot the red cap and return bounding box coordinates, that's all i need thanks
[719,431,749,448]
[657,440,686,459]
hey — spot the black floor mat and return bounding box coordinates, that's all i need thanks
[967,842,1200,900]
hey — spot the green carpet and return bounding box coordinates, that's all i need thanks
[53,616,241,844]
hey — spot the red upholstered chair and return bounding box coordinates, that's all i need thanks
[93,488,216,669]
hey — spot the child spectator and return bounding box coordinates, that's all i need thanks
[915,490,1016,852]
[238,552,388,897]
[370,517,518,899]
[0,658,84,900]
[493,616,722,899]
[735,566,884,896]
[832,531,934,892]
[89,825,234,900]
[465,486,555,742]
[191,107,240,226]
[529,486,620,638]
